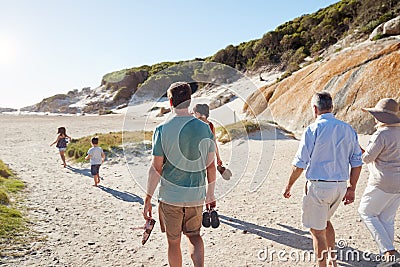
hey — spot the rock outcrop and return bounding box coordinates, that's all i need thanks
[101,69,148,106]
[0,107,17,113]
[369,16,400,40]
[383,16,400,36]
[244,37,400,136]
[22,69,149,114]
[21,93,80,114]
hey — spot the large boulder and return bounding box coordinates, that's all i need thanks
[383,16,400,35]
[101,69,148,103]
[369,24,384,40]
[244,37,400,136]
[370,16,400,40]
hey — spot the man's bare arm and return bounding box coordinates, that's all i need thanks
[143,156,163,219]
[343,166,362,205]
[283,166,304,198]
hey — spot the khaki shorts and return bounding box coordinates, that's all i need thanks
[158,202,203,240]
[302,181,347,230]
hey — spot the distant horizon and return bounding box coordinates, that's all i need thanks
[0,0,338,109]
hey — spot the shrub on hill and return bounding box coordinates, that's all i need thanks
[208,0,400,73]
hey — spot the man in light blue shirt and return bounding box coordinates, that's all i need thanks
[283,92,362,267]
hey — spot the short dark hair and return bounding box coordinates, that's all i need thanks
[312,92,333,111]
[167,82,192,109]
[91,137,99,145]
[193,104,210,118]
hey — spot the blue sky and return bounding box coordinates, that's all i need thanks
[0,0,338,108]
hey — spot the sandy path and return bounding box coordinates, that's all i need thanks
[0,114,399,266]
[0,114,145,266]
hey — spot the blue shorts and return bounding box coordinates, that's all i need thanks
[91,164,101,175]
[58,147,67,152]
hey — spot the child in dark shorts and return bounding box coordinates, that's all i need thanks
[91,164,101,176]
[85,137,105,186]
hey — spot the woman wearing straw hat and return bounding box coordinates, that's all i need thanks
[358,98,400,266]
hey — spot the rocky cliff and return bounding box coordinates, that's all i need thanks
[101,69,148,106]
[22,69,148,114]
[244,36,400,136]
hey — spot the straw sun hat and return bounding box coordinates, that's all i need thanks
[362,98,400,124]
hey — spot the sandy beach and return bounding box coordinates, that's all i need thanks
[0,113,399,267]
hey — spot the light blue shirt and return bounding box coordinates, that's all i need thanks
[292,113,363,181]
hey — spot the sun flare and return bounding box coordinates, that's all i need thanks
[0,38,17,64]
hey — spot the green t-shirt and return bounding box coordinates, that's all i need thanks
[152,116,215,203]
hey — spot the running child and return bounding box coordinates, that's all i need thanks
[50,127,72,168]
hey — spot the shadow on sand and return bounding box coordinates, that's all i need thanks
[98,185,144,204]
[219,215,377,266]
[66,165,92,178]
[219,214,312,250]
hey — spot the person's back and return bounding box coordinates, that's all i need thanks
[85,137,105,187]
[87,146,103,165]
[302,113,361,181]
[363,125,400,193]
[154,115,214,203]
[358,98,400,264]
[285,92,362,267]
[143,82,217,267]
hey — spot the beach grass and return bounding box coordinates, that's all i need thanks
[67,123,266,162]
[0,205,24,237]
[0,159,13,178]
[66,131,153,162]
[0,177,25,194]
[0,160,26,240]
[216,120,260,144]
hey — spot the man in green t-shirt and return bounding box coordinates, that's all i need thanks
[143,82,216,267]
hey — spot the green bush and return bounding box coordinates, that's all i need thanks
[209,0,400,71]
[0,160,13,178]
[362,19,383,33]
[292,46,308,64]
[66,131,152,162]
[276,71,293,82]
[0,189,9,205]
[0,161,26,240]
[0,205,24,238]
[0,177,24,193]
[372,34,385,41]
[216,120,261,144]
[113,87,133,102]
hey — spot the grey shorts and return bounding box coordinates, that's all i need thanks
[90,164,101,175]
